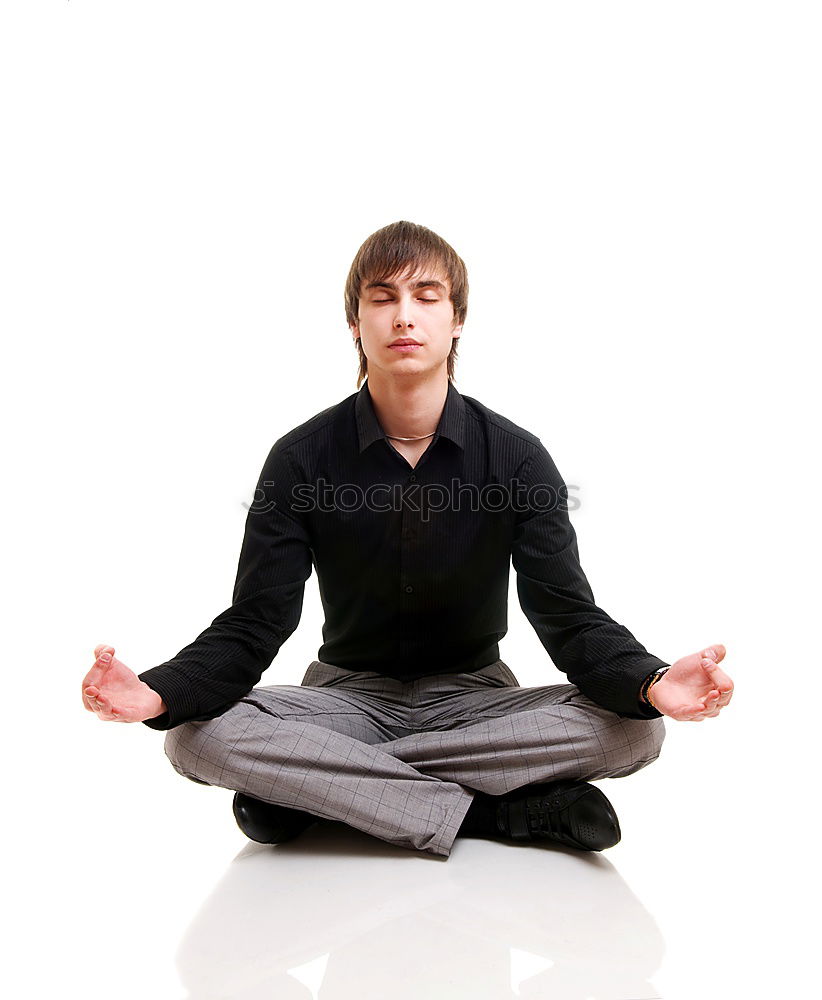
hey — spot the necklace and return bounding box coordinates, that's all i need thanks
[385,431,436,441]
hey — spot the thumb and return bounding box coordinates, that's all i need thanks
[700,656,718,683]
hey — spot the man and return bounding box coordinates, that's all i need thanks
[81,220,734,859]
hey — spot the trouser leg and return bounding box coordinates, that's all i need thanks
[379,680,666,797]
[163,682,474,858]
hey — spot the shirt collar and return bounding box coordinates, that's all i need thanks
[355,379,466,454]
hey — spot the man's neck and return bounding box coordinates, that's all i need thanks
[365,370,450,440]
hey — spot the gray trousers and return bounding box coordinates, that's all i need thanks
[164,659,666,858]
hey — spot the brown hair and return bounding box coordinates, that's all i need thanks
[344,220,469,388]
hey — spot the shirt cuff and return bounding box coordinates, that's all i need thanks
[137,666,201,731]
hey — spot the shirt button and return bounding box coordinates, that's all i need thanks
[405,585,414,593]
[409,474,416,482]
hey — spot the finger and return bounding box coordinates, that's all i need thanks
[700,678,732,709]
[701,644,727,664]
[86,693,104,715]
[95,648,114,670]
[94,644,116,660]
[672,707,705,722]
[86,687,114,719]
[83,648,115,692]
[682,700,713,721]
[688,698,725,720]
[702,659,734,697]
[95,701,119,722]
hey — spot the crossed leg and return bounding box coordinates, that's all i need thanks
[163,678,665,858]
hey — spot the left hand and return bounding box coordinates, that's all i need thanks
[648,644,733,722]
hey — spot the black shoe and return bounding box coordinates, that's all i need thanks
[232,792,319,844]
[497,780,621,852]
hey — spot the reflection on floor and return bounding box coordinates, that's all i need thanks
[176,821,663,1000]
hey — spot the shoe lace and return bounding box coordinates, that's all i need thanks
[529,791,565,839]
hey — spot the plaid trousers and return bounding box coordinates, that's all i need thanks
[164,659,666,858]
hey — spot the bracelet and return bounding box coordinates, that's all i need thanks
[641,666,669,710]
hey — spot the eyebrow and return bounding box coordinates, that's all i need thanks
[364,279,448,293]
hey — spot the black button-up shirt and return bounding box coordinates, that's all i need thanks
[139,380,666,729]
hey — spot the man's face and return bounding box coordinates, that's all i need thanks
[351,268,462,380]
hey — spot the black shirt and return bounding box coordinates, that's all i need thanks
[139,380,666,730]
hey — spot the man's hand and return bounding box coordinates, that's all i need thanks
[82,644,167,723]
[648,644,733,721]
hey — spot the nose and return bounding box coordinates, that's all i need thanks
[393,292,415,329]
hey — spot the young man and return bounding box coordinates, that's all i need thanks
[81,221,734,858]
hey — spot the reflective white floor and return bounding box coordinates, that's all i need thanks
[173,823,665,1000]
[12,711,813,1000]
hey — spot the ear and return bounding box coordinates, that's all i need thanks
[452,324,463,339]
[350,323,360,341]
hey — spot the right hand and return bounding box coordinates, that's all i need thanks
[82,644,167,723]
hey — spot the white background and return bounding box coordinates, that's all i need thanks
[2,2,819,998]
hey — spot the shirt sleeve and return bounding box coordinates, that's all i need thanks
[511,442,666,719]
[137,442,313,730]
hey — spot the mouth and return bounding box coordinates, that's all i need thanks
[389,338,422,351]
